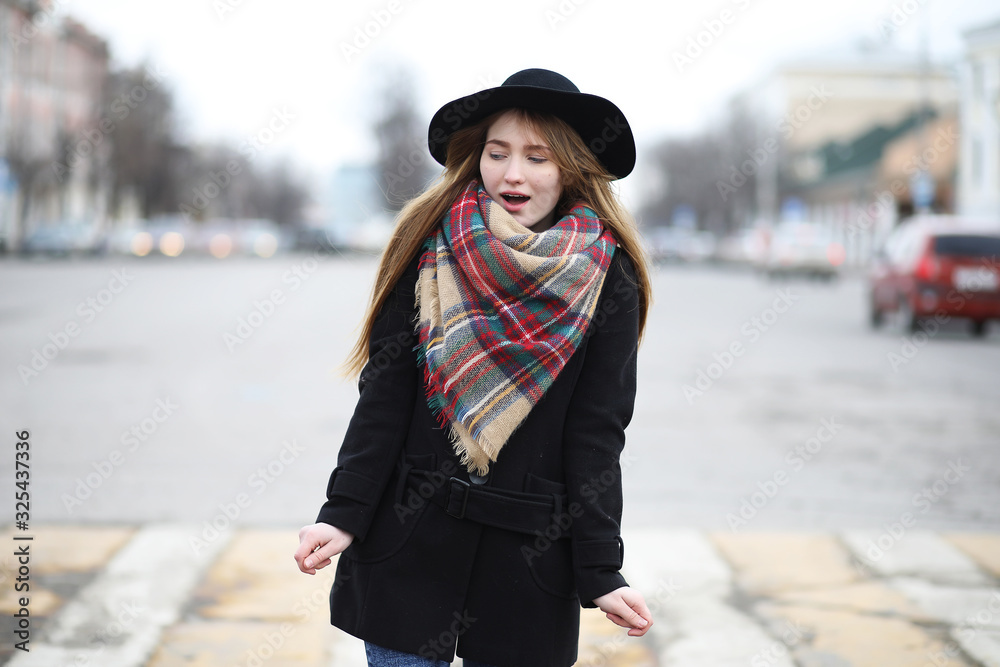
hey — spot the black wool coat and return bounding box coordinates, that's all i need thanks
[314,248,640,667]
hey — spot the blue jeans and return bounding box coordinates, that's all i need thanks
[365,642,496,667]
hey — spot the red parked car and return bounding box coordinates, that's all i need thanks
[869,216,1000,337]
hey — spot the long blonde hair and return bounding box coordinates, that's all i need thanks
[342,108,652,376]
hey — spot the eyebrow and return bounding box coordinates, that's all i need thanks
[485,139,552,152]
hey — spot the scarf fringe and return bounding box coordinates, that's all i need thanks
[446,423,491,477]
[414,337,450,420]
[418,339,509,476]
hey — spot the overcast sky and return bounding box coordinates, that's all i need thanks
[60,0,999,205]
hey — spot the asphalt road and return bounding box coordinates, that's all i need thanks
[2,253,998,533]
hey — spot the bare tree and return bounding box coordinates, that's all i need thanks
[245,160,309,225]
[176,143,309,225]
[4,134,58,242]
[641,101,769,234]
[371,67,435,212]
[104,64,181,218]
[641,133,730,231]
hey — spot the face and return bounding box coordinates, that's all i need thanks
[479,111,563,232]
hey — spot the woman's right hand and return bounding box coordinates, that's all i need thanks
[294,523,354,575]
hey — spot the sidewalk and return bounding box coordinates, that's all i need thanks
[1,526,998,666]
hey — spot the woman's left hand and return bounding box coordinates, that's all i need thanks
[593,586,653,637]
[294,523,354,575]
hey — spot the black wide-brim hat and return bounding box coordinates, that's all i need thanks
[427,68,636,179]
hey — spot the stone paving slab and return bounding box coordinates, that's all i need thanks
[710,533,861,594]
[958,628,1000,667]
[194,529,333,623]
[0,525,153,665]
[147,620,331,667]
[946,534,1000,579]
[842,530,993,586]
[2,525,999,666]
[6,525,228,667]
[770,581,933,621]
[755,602,978,667]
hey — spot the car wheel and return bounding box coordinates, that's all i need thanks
[897,298,920,334]
[971,320,988,338]
[869,302,884,328]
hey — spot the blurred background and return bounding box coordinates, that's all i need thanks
[3,1,1000,665]
[2,0,999,529]
[0,0,997,256]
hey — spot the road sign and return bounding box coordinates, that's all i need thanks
[0,158,15,193]
[910,170,934,209]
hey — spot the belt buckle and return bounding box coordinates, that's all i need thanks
[446,477,471,519]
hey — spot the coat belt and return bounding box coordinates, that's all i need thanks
[405,469,568,536]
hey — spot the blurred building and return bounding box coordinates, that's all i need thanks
[321,163,394,248]
[0,0,109,250]
[327,163,381,224]
[736,49,959,265]
[957,19,1000,219]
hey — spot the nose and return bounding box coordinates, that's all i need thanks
[504,160,524,185]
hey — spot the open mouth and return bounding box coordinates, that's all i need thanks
[501,193,530,204]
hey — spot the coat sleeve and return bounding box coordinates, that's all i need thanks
[315,256,420,541]
[563,251,640,607]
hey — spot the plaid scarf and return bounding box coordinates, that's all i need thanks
[415,181,617,475]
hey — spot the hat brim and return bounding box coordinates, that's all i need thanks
[427,85,636,179]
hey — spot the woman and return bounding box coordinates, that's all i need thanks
[295,68,654,667]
